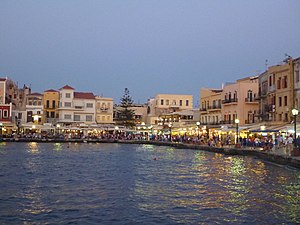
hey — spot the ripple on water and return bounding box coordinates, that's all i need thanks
[0,143,299,224]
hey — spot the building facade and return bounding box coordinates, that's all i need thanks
[221,76,259,125]
[26,93,43,124]
[57,85,96,126]
[147,94,193,125]
[265,60,294,123]
[43,89,59,125]
[294,57,300,111]
[95,96,114,124]
[200,88,222,125]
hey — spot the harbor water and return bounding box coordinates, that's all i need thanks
[0,142,299,224]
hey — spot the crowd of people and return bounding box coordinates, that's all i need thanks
[1,130,300,155]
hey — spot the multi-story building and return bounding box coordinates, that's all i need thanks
[257,71,269,122]
[147,94,193,125]
[95,96,114,124]
[26,92,43,124]
[265,59,294,123]
[43,89,59,125]
[293,57,300,111]
[200,88,222,125]
[0,77,14,128]
[57,85,96,126]
[221,76,259,125]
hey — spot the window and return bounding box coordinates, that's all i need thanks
[46,111,49,118]
[282,76,287,88]
[3,110,8,118]
[50,112,55,118]
[86,103,93,108]
[279,97,282,107]
[64,114,71,120]
[74,115,80,121]
[296,70,300,83]
[269,76,272,86]
[166,100,169,105]
[64,102,71,107]
[161,99,164,105]
[102,116,105,121]
[284,96,288,106]
[186,100,189,106]
[52,100,55,108]
[277,77,281,89]
[46,100,50,108]
[179,100,182,106]
[66,93,71,98]
[86,115,93,122]
[172,100,176,105]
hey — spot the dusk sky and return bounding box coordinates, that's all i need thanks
[1,0,300,106]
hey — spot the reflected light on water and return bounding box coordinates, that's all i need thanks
[53,143,62,151]
[27,142,39,154]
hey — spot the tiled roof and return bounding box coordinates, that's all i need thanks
[29,92,43,96]
[44,89,58,92]
[0,78,7,81]
[74,92,95,99]
[60,85,74,90]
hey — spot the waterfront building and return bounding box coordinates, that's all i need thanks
[293,57,300,112]
[25,92,43,124]
[43,89,59,125]
[95,96,114,124]
[0,77,15,130]
[57,85,96,126]
[199,88,222,125]
[146,94,193,125]
[264,59,294,123]
[221,76,259,125]
[257,71,270,122]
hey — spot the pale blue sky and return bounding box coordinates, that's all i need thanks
[1,0,300,106]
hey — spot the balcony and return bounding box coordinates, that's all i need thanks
[245,98,259,103]
[200,108,207,112]
[99,107,109,112]
[222,98,238,105]
[207,105,221,111]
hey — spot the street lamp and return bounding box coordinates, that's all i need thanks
[168,122,172,142]
[292,108,299,147]
[235,118,240,144]
[196,121,200,139]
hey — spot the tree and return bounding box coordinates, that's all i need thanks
[116,88,135,127]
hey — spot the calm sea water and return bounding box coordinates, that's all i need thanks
[0,142,299,225]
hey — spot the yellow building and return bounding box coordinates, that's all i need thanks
[147,94,193,125]
[200,88,222,125]
[43,89,59,125]
[95,96,113,124]
[267,59,294,123]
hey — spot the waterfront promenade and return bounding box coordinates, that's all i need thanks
[2,137,300,169]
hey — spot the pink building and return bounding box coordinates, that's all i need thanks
[221,76,259,125]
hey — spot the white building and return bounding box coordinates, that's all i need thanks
[57,85,96,126]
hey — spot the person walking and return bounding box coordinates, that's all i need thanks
[285,135,294,156]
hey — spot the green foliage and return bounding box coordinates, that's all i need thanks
[116,88,135,127]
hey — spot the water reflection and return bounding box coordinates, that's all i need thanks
[0,143,299,224]
[53,143,63,151]
[27,142,39,154]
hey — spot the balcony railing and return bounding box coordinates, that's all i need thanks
[245,98,258,103]
[207,105,221,110]
[222,98,238,104]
